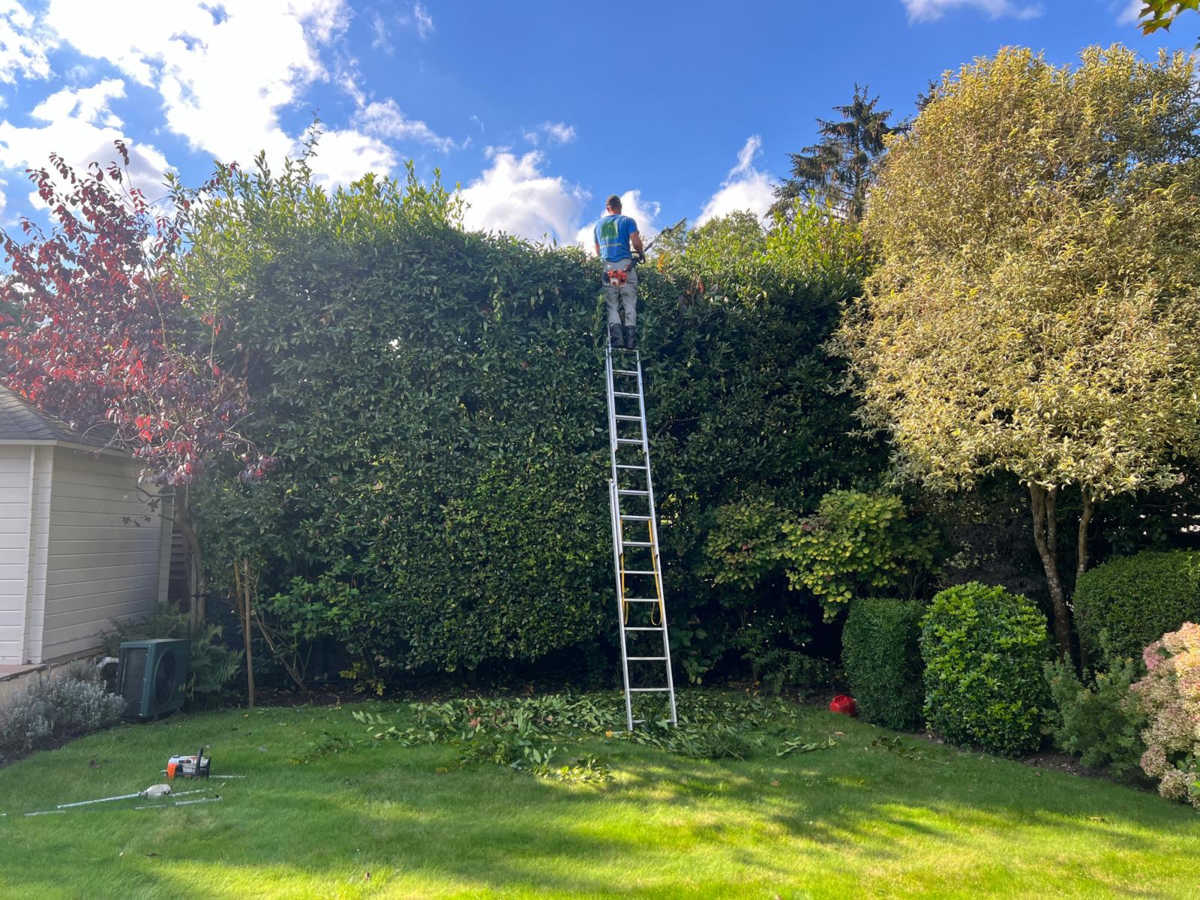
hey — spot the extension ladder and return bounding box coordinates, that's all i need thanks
[605,343,678,730]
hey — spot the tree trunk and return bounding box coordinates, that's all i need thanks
[175,487,206,626]
[1030,484,1071,658]
[1076,490,1095,582]
[1074,490,1097,671]
[234,559,256,709]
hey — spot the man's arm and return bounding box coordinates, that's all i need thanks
[631,231,644,257]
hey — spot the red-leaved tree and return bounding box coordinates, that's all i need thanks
[1,142,254,480]
[0,142,263,619]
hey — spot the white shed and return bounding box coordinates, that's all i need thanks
[0,388,170,667]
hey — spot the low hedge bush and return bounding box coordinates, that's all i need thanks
[1044,656,1145,778]
[1073,550,1200,663]
[0,663,124,765]
[842,597,924,730]
[920,582,1050,756]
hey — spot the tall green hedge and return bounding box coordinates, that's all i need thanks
[842,597,924,731]
[185,163,881,686]
[1073,550,1200,662]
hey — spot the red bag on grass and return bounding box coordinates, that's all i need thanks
[829,694,857,716]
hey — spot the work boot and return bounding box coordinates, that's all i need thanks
[624,325,637,350]
[609,323,623,348]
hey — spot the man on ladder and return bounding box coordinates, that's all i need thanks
[594,194,645,350]
[599,199,678,729]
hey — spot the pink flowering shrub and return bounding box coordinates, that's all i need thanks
[1130,622,1200,808]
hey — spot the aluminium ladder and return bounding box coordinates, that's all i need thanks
[605,343,678,730]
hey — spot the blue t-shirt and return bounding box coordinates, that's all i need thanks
[594,214,638,262]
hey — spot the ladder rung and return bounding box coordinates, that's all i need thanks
[629,687,671,693]
[616,464,648,470]
[621,569,656,575]
[624,626,664,631]
[618,489,649,496]
[622,598,659,602]
[616,438,643,445]
[613,369,639,376]
[622,540,652,547]
[615,414,641,421]
[613,391,640,398]
[621,515,651,521]
[626,656,667,661]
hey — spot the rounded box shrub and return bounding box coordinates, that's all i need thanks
[920,582,1050,756]
[1073,550,1200,663]
[842,597,924,731]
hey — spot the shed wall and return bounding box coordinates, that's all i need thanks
[0,447,30,664]
[22,447,52,663]
[39,449,163,662]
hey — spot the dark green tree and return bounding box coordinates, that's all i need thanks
[772,85,902,223]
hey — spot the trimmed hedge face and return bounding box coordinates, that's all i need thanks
[920,582,1050,756]
[185,174,881,685]
[842,597,924,731]
[1073,551,1200,663]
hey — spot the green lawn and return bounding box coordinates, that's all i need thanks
[1,692,1197,899]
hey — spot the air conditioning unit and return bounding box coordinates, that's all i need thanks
[118,639,189,719]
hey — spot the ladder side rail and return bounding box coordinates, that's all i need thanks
[609,477,634,731]
[605,345,635,730]
[605,346,628,628]
[604,346,621,485]
[634,353,678,725]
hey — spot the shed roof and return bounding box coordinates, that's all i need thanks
[0,386,113,449]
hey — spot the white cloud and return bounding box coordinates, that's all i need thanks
[543,122,576,145]
[412,2,434,39]
[0,80,170,210]
[305,127,397,188]
[460,150,589,245]
[525,121,576,146]
[902,0,1042,21]
[0,0,54,84]
[40,0,347,166]
[31,78,126,129]
[0,1,457,206]
[575,190,662,254]
[354,98,454,152]
[0,1,414,208]
[370,11,393,52]
[395,2,434,40]
[337,65,367,108]
[1116,0,1143,25]
[696,135,776,226]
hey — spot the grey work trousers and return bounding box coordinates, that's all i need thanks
[602,260,637,327]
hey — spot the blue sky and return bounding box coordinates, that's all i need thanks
[0,0,1193,248]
